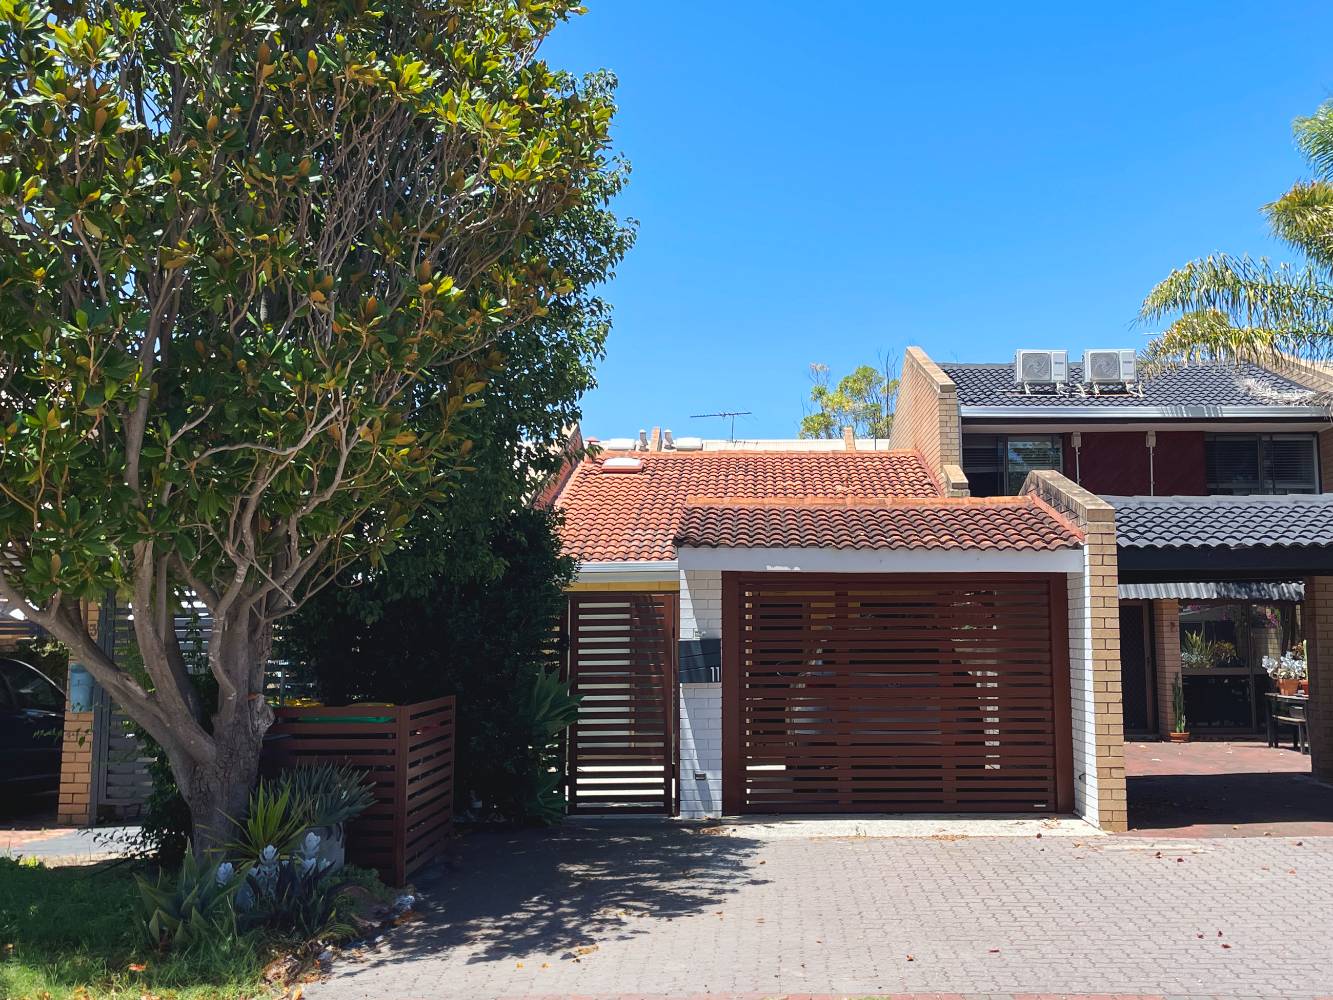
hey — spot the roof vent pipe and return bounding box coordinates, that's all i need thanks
[663,429,675,450]
[638,429,649,451]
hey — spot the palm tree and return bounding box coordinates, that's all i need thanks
[1141,102,1333,365]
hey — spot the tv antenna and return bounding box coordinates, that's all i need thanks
[690,410,752,442]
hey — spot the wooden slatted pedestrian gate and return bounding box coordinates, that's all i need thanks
[722,574,1072,815]
[566,593,678,814]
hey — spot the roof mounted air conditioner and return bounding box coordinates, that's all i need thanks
[1082,349,1137,386]
[1014,349,1068,389]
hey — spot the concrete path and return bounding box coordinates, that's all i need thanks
[0,823,140,865]
[1126,739,1333,837]
[310,822,1333,1000]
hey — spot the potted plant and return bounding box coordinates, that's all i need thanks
[1262,644,1308,697]
[276,763,376,871]
[1169,674,1189,743]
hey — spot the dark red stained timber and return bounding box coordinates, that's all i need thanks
[722,574,1072,815]
[566,593,678,814]
[264,697,455,885]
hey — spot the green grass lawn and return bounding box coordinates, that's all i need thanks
[0,857,271,1000]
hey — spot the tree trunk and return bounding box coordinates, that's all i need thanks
[180,724,266,857]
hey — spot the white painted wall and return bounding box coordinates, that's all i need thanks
[679,683,722,818]
[678,569,723,818]
[1067,556,1098,825]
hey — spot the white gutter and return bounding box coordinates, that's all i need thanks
[575,559,678,583]
[676,546,1084,575]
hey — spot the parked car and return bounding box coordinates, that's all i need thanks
[0,657,65,794]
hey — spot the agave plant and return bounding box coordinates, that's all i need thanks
[223,782,308,863]
[135,845,243,952]
[519,669,580,824]
[238,832,354,942]
[276,763,377,829]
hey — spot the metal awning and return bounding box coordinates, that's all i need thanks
[1118,581,1305,602]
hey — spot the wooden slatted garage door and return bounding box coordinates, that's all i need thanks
[566,593,678,814]
[722,574,1072,814]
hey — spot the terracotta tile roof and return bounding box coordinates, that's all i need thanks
[673,496,1084,552]
[553,450,941,562]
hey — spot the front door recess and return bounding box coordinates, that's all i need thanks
[566,593,678,814]
[722,574,1072,815]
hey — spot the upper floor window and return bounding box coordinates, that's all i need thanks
[1204,433,1319,495]
[962,434,1063,497]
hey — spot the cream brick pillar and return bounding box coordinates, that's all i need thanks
[1307,576,1333,784]
[55,600,100,826]
[888,347,967,494]
[1023,470,1127,831]
[1152,600,1182,739]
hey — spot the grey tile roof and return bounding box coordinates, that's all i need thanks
[1107,494,1333,549]
[940,360,1325,412]
[1118,580,1305,601]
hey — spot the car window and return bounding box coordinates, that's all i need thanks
[0,677,12,710]
[0,662,64,712]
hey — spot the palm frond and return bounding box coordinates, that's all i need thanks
[1142,308,1283,368]
[1294,100,1333,180]
[1140,253,1333,338]
[1264,180,1333,267]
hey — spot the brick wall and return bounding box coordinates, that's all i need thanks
[889,347,967,495]
[1152,600,1182,739]
[56,601,99,826]
[1022,470,1127,831]
[678,569,722,818]
[56,708,95,825]
[1308,575,1333,784]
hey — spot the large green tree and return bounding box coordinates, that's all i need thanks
[1142,101,1333,363]
[799,362,897,439]
[0,0,622,851]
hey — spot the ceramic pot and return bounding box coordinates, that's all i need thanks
[305,824,346,871]
[1168,731,1190,743]
[1277,678,1300,696]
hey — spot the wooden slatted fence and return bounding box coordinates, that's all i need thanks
[722,574,1072,815]
[566,593,677,814]
[264,697,455,885]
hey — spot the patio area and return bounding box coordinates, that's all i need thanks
[1126,738,1333,837]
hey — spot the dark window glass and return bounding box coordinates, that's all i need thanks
[1267,436,1318,494]
[0,662,63,712]
[0,678,12,710]
[961,434,1002,497]
[1005,436,1064,495]
[1206,434,1317,494]
[963,434,1063,496]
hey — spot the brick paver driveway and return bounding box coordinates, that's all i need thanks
[312,823,1333,1000]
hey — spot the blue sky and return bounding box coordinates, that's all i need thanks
[543,2,1333,440]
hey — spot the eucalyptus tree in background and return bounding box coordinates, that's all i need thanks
[0,0,625,852]
[799,361,898,439]
[1141,101,1333,363]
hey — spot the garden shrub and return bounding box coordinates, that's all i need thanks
[284,504,579,823]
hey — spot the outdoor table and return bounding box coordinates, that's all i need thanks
[1266,692,1310,754]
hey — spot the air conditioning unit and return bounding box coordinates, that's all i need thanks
[1014,349,1068,386]
[1082,349,1137,385]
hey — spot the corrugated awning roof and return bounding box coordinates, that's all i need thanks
[1119,581,1305,602]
